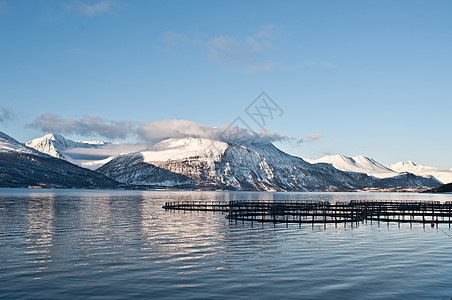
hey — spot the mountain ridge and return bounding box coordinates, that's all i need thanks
[387,161,452,184]
[305,154,399,179]
[0,131,120,189]
[97,137,440,191]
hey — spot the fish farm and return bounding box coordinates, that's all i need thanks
[163,200,452,224]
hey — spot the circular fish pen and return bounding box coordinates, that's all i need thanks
[163,200,452,224]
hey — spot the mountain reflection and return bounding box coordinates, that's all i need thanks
[140,192,226,266]
[25,194,54,277]
[139,191,286,271]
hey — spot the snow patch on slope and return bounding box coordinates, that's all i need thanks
[0,131,45,156]
[81,156,115,170]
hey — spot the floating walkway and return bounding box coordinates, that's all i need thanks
[163,200,452,224]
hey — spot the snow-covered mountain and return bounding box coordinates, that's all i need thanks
[0,131,45,156]
[305,154,399,179]
[0,131,119,189]
[97,137,440,191]
[26,133,124,170]
[387,161,452,184]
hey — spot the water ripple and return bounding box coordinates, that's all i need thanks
[1,190,452,299]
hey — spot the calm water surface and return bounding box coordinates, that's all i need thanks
[1,189,452,299]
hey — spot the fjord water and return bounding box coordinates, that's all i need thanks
[1,190,452,299]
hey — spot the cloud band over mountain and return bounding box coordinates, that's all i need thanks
[28,114,137,140]
[28,115,286,144]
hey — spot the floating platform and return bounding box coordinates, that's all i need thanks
[163,200,452,224]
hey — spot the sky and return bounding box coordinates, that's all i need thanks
[0,0,451,169]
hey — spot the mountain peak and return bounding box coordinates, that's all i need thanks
[26,133,140,170]
[331,154,348,159]
[141,137,228,163]
[26,133,74,159]
[405,160,417,166]
[42,133,67,141]
[386,161,452,184]
[353,155,368,160]
[306,153,398,178]
[312,154,349,162]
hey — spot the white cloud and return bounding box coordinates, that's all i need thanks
[0,106,12,123]
[162,26,277,69]
[207,35,249,64]
[137,119,285,144]
[256,25,280,39]
[28,115,285,145]
[65,143,146,158]
[137,120,217,143]
[306,133,324,141]
[65,1,115,16]
[28,114,138,139]
[161,28,335,74]
[297,133,324,143]
[246,62,279,75]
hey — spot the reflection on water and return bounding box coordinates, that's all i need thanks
[25,195,54,278]
[0,190,452,299]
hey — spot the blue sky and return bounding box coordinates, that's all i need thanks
[0,0,451,169]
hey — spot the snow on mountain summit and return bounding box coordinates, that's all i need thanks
[26,133,117,160]
[97,137,440,191]
[26,133,126,169]
[141,137,228,163]
[305,154,399,178]
[26,133,74,160]
[306,154,452,184]
[387,161,452,184]
[387,161,429,172]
